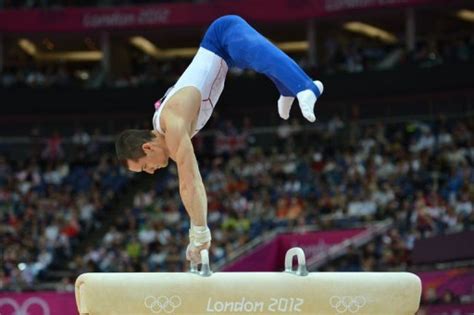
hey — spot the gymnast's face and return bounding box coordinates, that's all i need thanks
[127,136,169,174]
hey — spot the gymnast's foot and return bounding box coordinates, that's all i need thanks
[277,95,294,120]
[296,80,324,123]
[277,80,324,122]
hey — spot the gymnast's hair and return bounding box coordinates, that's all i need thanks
[115,129,155,163]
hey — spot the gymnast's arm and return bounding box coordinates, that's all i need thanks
[163,107,208,228]
[175,133,208,226]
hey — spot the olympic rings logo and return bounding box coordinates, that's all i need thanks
[329,296,366,314]
[144,295,182,314]
[0,297,51,315]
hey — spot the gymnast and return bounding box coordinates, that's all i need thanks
[115,15,324,264]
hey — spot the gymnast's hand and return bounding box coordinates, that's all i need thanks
[187,224,211,263]
[186,240,211,264]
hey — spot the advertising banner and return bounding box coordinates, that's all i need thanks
[421,303,474,315]
[223,228,366,271]
[0,292,77,315]
[0,0,447,33]
[413,230,474,264]
[417,268,474,297]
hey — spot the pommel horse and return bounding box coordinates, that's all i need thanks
[75,247,421,314]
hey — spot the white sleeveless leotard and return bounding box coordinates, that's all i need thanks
[152,47,228,137]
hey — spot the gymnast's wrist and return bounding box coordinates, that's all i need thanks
[189,224,212,246]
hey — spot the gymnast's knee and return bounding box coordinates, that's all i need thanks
[211,15,246,28]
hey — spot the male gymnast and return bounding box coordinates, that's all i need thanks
[115,15,324,264]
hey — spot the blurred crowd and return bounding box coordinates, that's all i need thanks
[1,32,473,89]
[0,130,130,290]
[320,33,474,74]
[115,33,474,88]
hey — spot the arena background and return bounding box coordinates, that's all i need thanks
[0,0,474,314]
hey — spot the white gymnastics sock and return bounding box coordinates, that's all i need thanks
[277,95,295,120]
[278,80,324,121]
[296,80,324,123]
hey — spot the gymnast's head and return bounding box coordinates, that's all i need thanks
[115,129,169,174]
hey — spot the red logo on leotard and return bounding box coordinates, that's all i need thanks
[154,100,161,110]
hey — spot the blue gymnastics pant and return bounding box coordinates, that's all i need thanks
[200,15,320,98]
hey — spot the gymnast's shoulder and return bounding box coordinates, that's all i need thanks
[160,87,200,137]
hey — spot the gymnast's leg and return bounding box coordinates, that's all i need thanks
[200,15,324,122]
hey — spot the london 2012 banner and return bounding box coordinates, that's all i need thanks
[0,0,447,33]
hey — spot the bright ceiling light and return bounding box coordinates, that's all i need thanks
[18,39,37,56]
[40,51,103,62]
[276,41,309,52]
[457,9,474,22]
[18,38,101,62]
[130,36,160,58]
[130,36,198,59]
[343,22,398,44]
